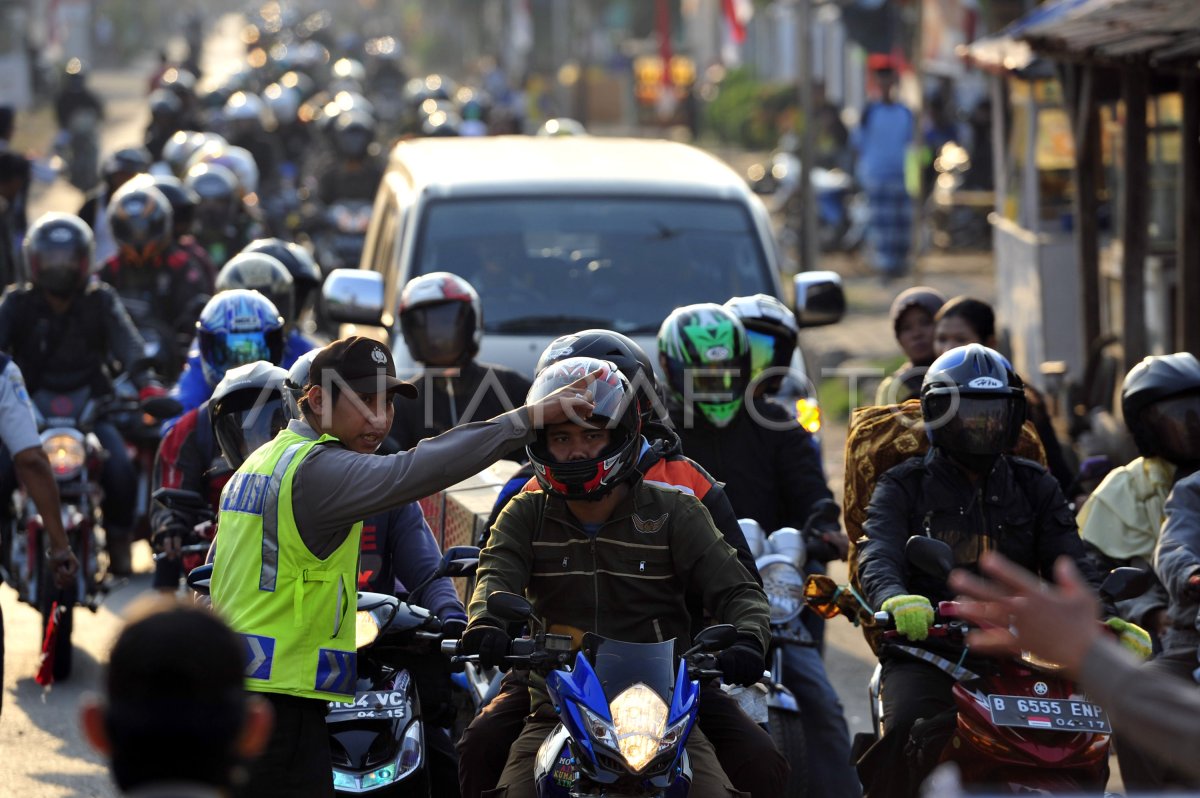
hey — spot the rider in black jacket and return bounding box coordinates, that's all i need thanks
[855,344,1135,798]
[388,272,531,457]
[0,214,157,574]
[658,302,859,798]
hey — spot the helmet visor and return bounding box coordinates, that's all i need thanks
[405,302,470,365]
[214,398,287,468]
[1143,393,1200,463]
[33,246,86,292]
[926,394,1011,455]
[745,329,777,378]
[205,332,275,375]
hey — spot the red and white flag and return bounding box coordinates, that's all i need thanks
[721,0,754,65]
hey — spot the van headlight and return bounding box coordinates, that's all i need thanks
[42,430,85,480]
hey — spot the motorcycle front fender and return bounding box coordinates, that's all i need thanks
[533,724,574,798]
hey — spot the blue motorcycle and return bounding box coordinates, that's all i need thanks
[450,591,736,797]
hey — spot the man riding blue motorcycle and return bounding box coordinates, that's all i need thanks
[460,357,770,797]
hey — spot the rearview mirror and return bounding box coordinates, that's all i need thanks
[322,269,386,326]
[1100,567,1154,603]
[142,395,183,420]
[152,487,209,511]
[186,563,213,596]
[689,623,738,654]
[438,545,481,578]
[905,536,955,582]
[486,591,533,622]
[806,498,840,530]
[793,271,846,328]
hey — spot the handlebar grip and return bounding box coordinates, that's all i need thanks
[510,638,536,657]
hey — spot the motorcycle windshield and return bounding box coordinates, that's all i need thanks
[583,634,675,702]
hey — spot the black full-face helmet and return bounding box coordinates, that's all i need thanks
[210,361,289,468]
[525,357,643,501]
[241,238,323,320]
[536,330,661,427]
[215,253,296,325]
[920,343,1026,472]
[24,213,94,295]
[1121,353,1200,465]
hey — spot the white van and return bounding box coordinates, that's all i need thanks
[322,135,843,413]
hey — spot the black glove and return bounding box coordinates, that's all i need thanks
[717,634,766,687]
[151,520,189,556]
[441,616,467,640]
[460,623,511,668]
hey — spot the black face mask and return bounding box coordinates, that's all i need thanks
[944,448,1000,476]
[1144,393,1200,466]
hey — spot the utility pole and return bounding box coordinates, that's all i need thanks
[795,0,819,273]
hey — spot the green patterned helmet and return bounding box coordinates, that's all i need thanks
[657,303,751,427]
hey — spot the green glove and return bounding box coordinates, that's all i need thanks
[882,594,935,641]
[1105,617,1152,660]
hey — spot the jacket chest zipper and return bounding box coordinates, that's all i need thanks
[591,538,600,636]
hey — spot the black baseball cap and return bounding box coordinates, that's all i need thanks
[307,336,417,399]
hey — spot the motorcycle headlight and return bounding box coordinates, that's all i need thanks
[608,683,669,773]
[760,559,806,624]
[43,431,85,479]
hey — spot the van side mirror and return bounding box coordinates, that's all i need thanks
[322,269,386,326]
[793,271,846,328]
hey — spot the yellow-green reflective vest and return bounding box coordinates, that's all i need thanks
[211,428,363,702]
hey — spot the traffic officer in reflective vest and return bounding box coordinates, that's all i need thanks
[210,336,595,798]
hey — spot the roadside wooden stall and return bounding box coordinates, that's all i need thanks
[968,0,1200,401]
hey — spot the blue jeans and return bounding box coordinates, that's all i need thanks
[782,641,863,797]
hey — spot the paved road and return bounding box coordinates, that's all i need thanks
[0,16,1008,796]
[0,17,246,796]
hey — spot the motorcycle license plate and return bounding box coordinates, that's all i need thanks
[328,690,407,720]
[987,694,1110,733]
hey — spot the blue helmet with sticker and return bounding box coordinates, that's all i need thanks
[920,344,1026,468]
[196,289,286,388]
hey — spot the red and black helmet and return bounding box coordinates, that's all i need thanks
[526,356,643,500]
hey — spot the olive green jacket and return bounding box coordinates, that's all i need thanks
[469,481,770,696]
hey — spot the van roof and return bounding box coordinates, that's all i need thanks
[387,136,753,200]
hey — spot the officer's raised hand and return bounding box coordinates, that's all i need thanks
[525,372,598,427]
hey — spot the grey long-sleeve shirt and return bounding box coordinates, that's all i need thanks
[1079,638,1200,781]
[289,409,535,558]
[1153,470,1200,655]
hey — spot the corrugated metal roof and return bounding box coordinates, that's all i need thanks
[965,0,1200,70]
[1021,0,1200,65]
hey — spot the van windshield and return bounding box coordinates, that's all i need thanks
[413,197,775,336]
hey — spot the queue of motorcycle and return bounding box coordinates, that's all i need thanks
[0,378,179,682]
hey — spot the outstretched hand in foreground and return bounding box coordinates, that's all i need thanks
[948,552,1103,675]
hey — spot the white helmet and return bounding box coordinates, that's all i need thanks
[224,91,266,123]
